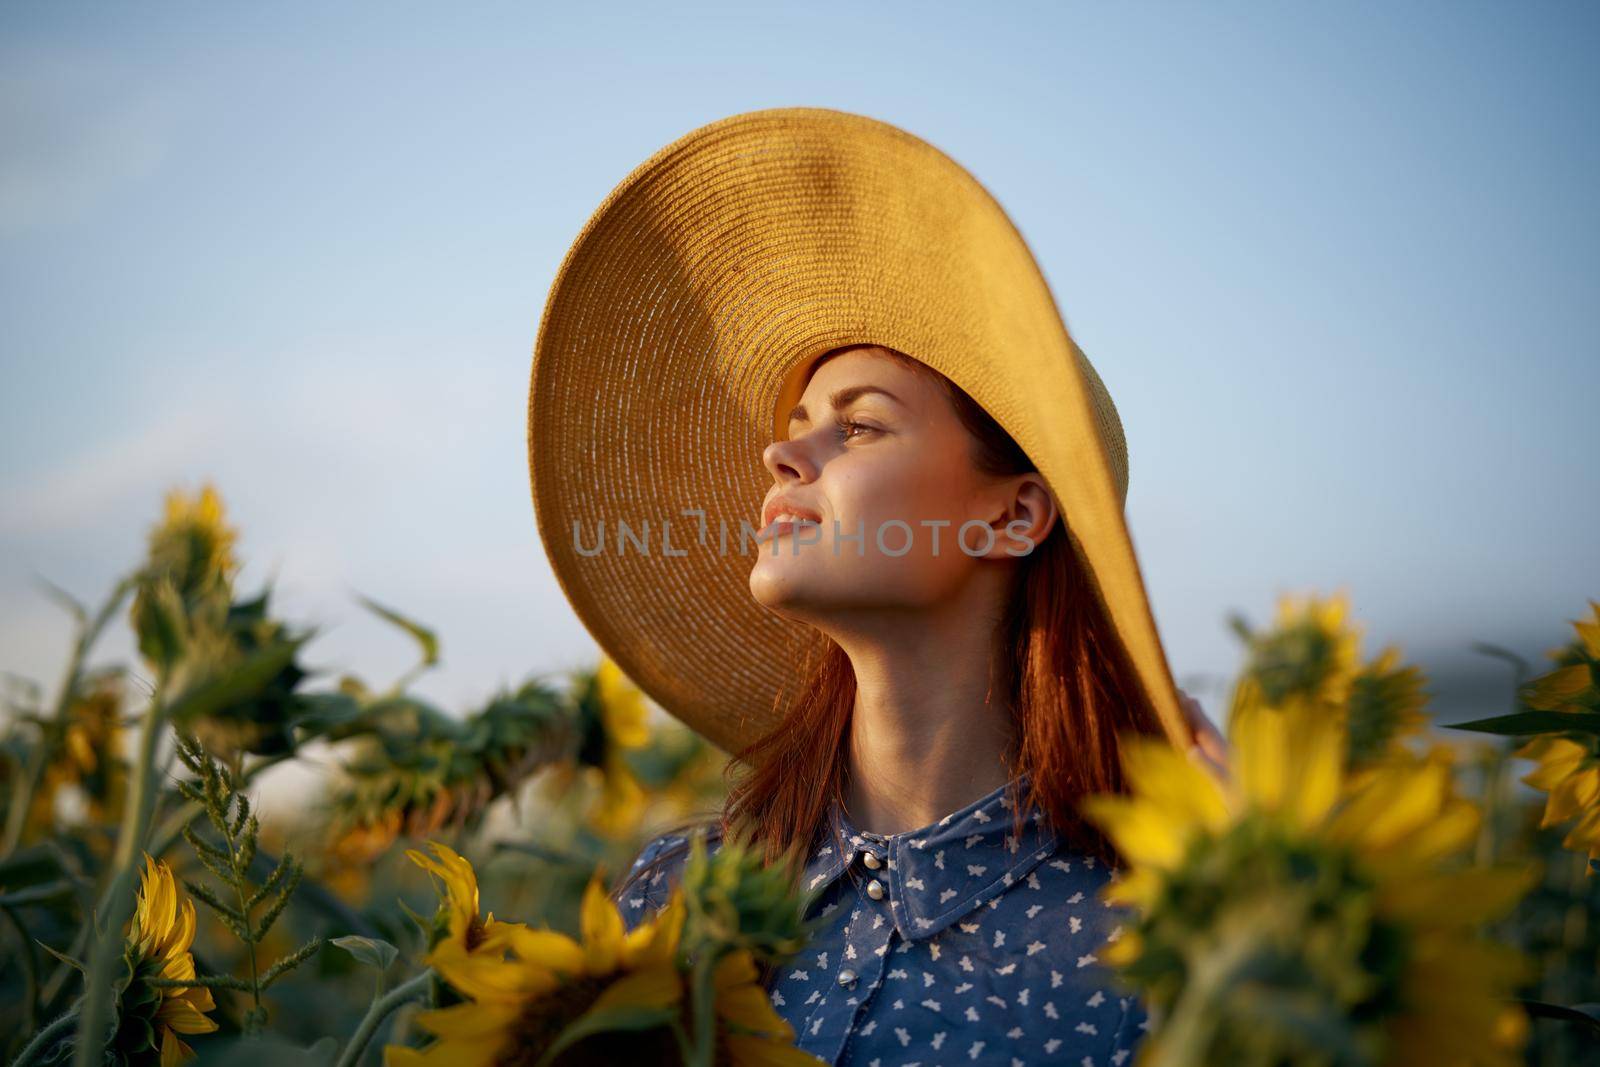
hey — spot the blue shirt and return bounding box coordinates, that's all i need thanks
[616,774,1150,1066]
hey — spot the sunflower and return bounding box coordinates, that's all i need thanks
[1508,600,1600,871]
[1081,700,1538,1066]
[115,854,219,1065]
[1514,733,1600,867]
[1227,590,1363,732]
[545,657,653,839]
[148,482,241,599]
[1344,645,1430,771]
[406,840,527,962]
[130,484,240,667]
[23,669,128,842]
[386,867,821,1066]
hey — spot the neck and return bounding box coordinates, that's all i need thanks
[830,575,1017,836]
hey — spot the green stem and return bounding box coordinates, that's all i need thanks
[147,752,293,860]
[0,576,134,860]
[231,828,263,1028]
[74,681,168,1067]
[12,1008,79,1067]
[334,969,433,1067]
[689,952,717,1067]
[0,639,89,858]
[2,902,40,1041]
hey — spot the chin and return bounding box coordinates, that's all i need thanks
[748,557,831,615]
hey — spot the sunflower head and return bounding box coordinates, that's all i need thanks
[385,869,821,1066]
[568,657,654,838]
[1344,646,1430,770]
[1228,590,1363,725]
[1082,702,1538,1066]
[1509,600,1600,871]
[114,854,218,1065]
[406,840,524,960]
[679,828,819,966]
[1514,733,1600,868]
[130,484,240,664]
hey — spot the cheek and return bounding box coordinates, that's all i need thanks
[830,455,967,531]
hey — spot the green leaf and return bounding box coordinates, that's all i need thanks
[0,879,76,907]
[1442,710,1600,737]
[533,1004,679,1067]
[331,935,399,972]
[134,576,189,671]
[396,896,434,941]
[1518,998,1600,1035]
[353,593,439,667]
[289,691,367,739]
[36,938,87,974]
[165,633,313,724]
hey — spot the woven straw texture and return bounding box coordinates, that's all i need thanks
[527,106,1186,757]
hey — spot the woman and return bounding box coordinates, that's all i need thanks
[608,343,1225,1066]
[528,107,1225,1066]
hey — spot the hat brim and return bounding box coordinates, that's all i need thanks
[528,106,1188,757]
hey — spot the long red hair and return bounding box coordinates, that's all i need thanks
[614,344,1167,900]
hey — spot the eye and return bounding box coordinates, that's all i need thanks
[834,417,878,442]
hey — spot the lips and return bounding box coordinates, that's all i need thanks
[761,496,823,530]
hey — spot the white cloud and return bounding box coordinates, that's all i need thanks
[0,396,231,537]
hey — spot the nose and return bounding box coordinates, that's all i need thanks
[761,434,818,485]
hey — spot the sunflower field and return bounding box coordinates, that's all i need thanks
[0,483,1595,1066]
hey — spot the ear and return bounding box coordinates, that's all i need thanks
[972,473,1058,561]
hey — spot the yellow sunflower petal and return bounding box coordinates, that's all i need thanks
[724,1034,830,1066]
[412,1000,523,1041]
[1326,759,1447,852]
[623,889,685,970]
[1101,928,1143,968]
[1232,701,1293,815]
[157,997,221,1035]
[1520,738,1591,789]
[501,926,587,975]
[406,842,481,931]
[589,964,682,1013]
[157,897,198,962]
[1560,803,1600,861]
[597,658,652,749]
[1118,735,1232,834]
[429,947,559,1003]
[579,875,624,973]
[1542,765,1600,826]
[158,1028,192,1067]
[1378,863,1541,927]
[1078,795,1190,870]
[1099,866,1161,910]
[717,983,794,1040]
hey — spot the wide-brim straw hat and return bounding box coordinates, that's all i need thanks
[527,106,1189,757]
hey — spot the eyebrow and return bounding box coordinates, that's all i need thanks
[786,385,903,428]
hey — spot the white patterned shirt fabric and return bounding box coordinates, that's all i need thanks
[615,774,1150,1066]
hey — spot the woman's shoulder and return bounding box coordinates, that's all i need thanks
[613,820,724,931]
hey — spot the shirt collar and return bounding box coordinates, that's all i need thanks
[798,772,1061,942]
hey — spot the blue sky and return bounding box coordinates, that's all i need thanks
[2,1,1596,733]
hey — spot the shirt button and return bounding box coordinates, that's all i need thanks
[837,969,857,986]
[866,878,885,900]
[861,851,882,870]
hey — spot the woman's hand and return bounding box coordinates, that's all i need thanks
[1178,687,1230,780]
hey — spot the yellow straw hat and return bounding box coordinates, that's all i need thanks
[527,106,1189,757]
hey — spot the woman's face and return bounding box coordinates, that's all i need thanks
[749,346,1054,624]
